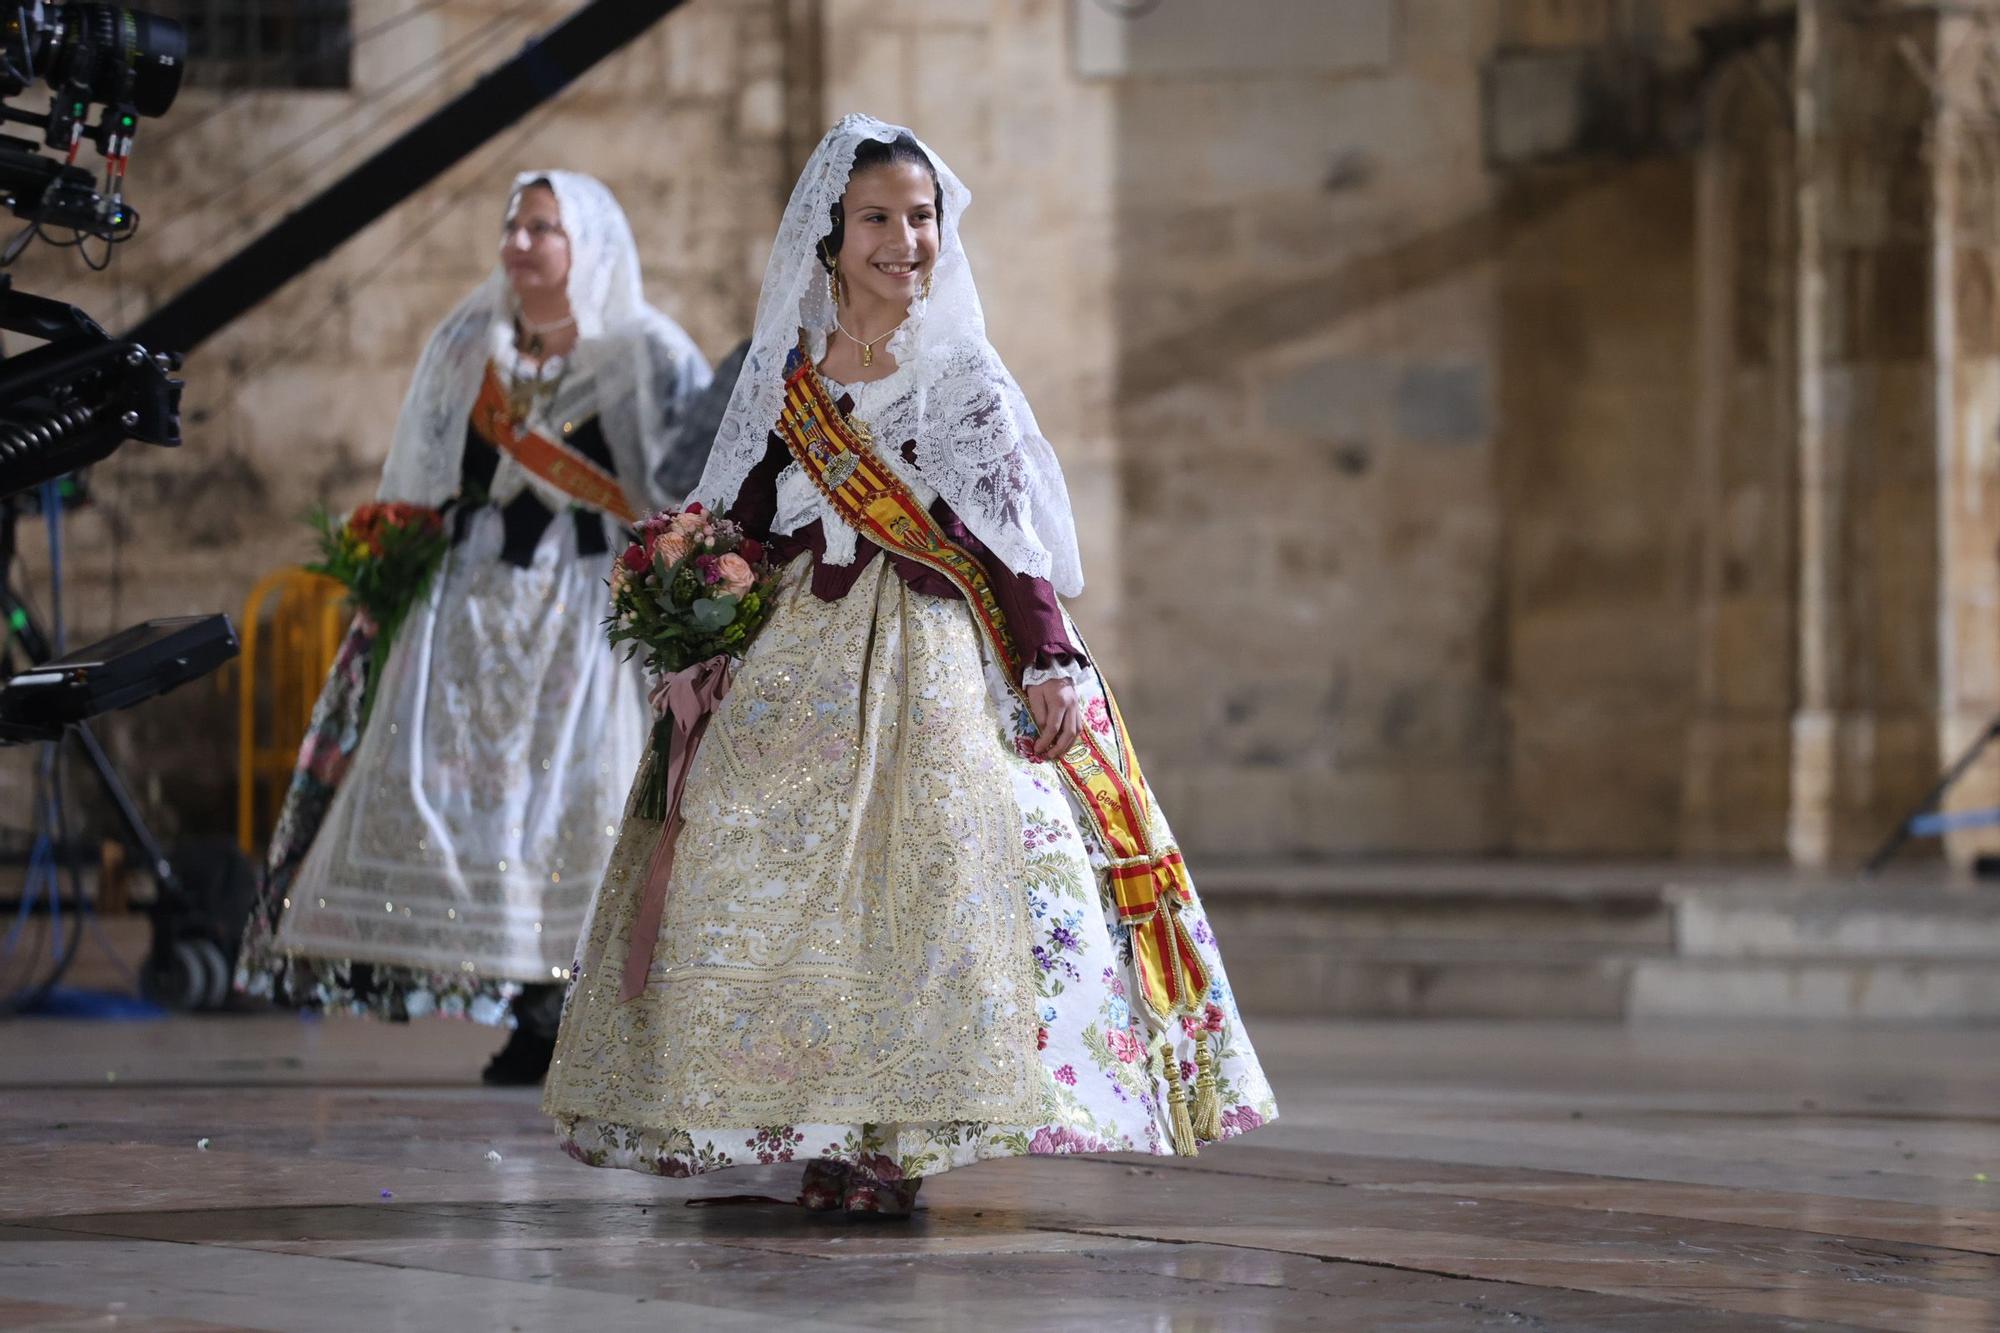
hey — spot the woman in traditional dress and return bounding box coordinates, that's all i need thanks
[236,171,712,1085]
[544,117,1276,1215]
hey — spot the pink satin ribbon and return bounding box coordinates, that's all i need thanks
[618,653,733,1002]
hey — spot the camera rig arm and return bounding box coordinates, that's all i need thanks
[0,275,178,496]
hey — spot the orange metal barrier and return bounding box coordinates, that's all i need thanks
[236,568,348,858]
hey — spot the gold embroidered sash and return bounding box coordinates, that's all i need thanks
[470,363,635,522]
[774,340,1212,1026]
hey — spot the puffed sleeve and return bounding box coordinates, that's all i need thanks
[726,435,791,543]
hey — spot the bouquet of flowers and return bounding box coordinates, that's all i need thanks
[306,501,449,718]
[607,502,780,818]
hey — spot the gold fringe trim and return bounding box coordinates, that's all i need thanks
[1192,1027,1223,1142]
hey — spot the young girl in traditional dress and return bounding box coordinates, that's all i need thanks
[237,172,712,1085]
[544,117,1275,1214]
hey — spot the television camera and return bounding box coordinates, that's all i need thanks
[0,1,187,496]
[0,4,246,1013]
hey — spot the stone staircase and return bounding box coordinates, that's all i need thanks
[1629,884,2000,1021]
[1199,862,2000,1021]
[1197,862,1676,1020]
[48,862,2000,1022]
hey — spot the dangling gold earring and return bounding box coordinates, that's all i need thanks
[921,269,934,301]
[827,258,842,308]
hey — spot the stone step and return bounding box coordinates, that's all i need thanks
[1198,862,1674,948]
[1200,862,2000,1020]
[1630,956,2000,1021]
[1198,862,1677,1019]
[1215,948,1643,1020]
[1667,885,2000,959]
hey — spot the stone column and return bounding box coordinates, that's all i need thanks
[1691,2,1995,866]
[1684,32,1799,857]
[1932,10,2000,861]
[1787,0,1946,866]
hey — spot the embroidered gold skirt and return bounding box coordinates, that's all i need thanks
[544,555,1275,1179]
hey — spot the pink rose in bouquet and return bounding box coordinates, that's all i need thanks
[652,530,693,567]
[713,553,756,597]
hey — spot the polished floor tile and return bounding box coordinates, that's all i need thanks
[2,1015,1995,1330]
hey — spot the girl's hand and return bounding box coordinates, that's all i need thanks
[1027,678,1080,760]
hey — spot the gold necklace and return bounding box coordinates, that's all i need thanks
[833,314,906,368]
[506,352,567,426]
[507,314,574,424]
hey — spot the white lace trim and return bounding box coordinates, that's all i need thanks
[690,115,1084,597]
[1022,658,1090,688]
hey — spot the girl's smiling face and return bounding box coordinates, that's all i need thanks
[834,160,939,316]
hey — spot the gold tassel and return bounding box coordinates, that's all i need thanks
[1192,1027,1223,1142]
[1161,1047,1199,1157]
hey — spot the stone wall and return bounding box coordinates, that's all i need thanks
[1497,158,1704,855]
[1685,1,2000,866]
[9,0,1989,869]
[1493,1,1774,857]
[1107,4,1509,857]
[1784,4,1945,865]
[1106,0,1768,857]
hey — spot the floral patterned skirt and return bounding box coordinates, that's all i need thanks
[544,557,1276,1182]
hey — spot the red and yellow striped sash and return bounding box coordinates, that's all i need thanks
[774,342,1210,1022]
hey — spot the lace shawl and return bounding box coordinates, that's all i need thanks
[690,114,1084,597]
[378,170,711,514]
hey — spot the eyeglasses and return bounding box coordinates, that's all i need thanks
[502,219,564,240]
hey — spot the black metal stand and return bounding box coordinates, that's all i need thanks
[1864,716,2000,872]
[0,497,181,998]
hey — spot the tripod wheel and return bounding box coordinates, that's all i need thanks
[145,838,256,1009]
[163,839,257,959]
[192,938,231,1010]
[141,940,208,1011]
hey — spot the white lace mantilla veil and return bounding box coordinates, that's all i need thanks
[690,114,1085,597]
[377,170,710,513]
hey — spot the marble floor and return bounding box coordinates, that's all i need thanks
[1,1015,1997,1331]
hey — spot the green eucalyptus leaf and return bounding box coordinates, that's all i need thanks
[690,597,737,632]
